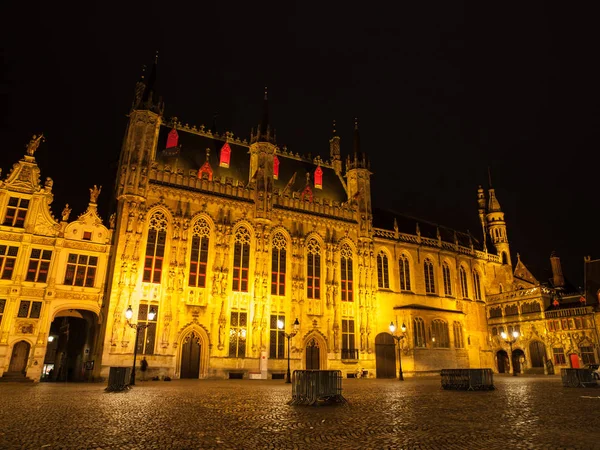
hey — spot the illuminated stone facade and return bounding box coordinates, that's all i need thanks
[97,67,518,380]
[0,136,111,381]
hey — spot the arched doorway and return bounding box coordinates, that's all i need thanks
[375,333,395,378]
[44,309,99,382]
[306,338,320,370]
[8,341,30,375]
[180,332,201,379]
[512,349,525,374]
[529,341,546,368]
[497,350,509,373]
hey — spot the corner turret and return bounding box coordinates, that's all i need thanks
[485,173,511,265]
[345,118,372,238]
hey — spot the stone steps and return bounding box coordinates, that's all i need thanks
[0,372,34,383]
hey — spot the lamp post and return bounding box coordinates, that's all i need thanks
[278,318,300,384]
[389,321,407,381]
[500,330,519,376]
[125,305,156,386]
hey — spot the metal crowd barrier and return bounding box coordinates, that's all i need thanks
[440,369,495,391]
[561,368,598,388]
[288,370,348,406]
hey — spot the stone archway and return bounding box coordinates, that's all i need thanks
[177,325,210,379]
[512,349,525,374]
[497,350,509,373]
[303,333,327,370]
[8,341,30,375]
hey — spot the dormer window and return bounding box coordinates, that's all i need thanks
[273,155,280,180]
[314,166,323,189]
[219,142,231,168]
[3,197,29,228]
[166,128,179,149]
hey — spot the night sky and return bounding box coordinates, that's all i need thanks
[2,2,599,287]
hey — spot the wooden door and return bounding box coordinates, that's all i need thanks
[8,341,30,374]
[375,333,396,378]
[529,341,546,368]
[180,332,201,378]
[306,339,320,370]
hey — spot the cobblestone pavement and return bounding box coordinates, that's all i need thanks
[1,375,600,450]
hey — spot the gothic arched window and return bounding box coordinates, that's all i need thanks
[459,266,469,298]
[340,243,353,302]
[232,227,251,292]
[271,232,287,296]
[473,270,482,300]
[424,258,435,294]
[432,319,449,348]
[413,317,426,348]
[442,262,452,296]
[377,251,389,289]
[453,321,464,348]
[306,238,321,299]
[188,218,210,288]
[399,254,411,291]
[143,211,168,284]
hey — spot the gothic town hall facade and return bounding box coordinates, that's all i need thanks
[2,63,599,382]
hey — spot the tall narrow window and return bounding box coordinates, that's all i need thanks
[341,318,356,359]
[553,347,566,365]
[232,227,250,292]
[377,251,389,289]
[453,321,464,348]
[0,299,5,326]
[442,262,452,296]
[229,310,247,357]
[431,319,449,348]
[581,346,595,365]
[459,266,469,298]
[189,219,210,288]
[26,249,52,282]
[424,258,435,294]
[64,254,97,287]
[271,233,286,296]
[143,212,168,284]
[340,243,353,302]
[0,245,19,280]
[413,317,426,348]
[269,314,285,358]
[3,197,29,227]
[136,304,158,355]
[306,238,321,299]
[473,270,482,300]
[399,254,411,291]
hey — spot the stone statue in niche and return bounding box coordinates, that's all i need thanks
[61,204,72,222]
[45,177,53,190]
[109,213,116,229]
[89,185,102,203]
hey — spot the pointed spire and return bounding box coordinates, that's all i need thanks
[333,120,337,135]
[143,50,158,103]
[353,117,360,155]
[488,166,493,188]
[251,87,275,144]
[260,86,269,135]
[212,113,218,135]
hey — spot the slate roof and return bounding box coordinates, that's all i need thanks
[154,125,250,185]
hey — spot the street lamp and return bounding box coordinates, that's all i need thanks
[125,305,156,386]
[278,318,300,384]
[389,321,407,381]
[500,330,519,377]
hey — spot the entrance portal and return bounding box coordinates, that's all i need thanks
[8,341,30,375]
[512,349,525,374]
[375,333,396,378]
[306,338,320,370]
[529,341,546,368]
[180,332,201,379]
[497,350,509,373]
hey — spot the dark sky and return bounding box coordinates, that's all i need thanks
[1,2,599,288]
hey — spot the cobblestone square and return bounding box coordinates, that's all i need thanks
[1,375,600,450]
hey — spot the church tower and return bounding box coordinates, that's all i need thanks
[249,88,277,220]
[485,181,511,265]
[345,119,372,238]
